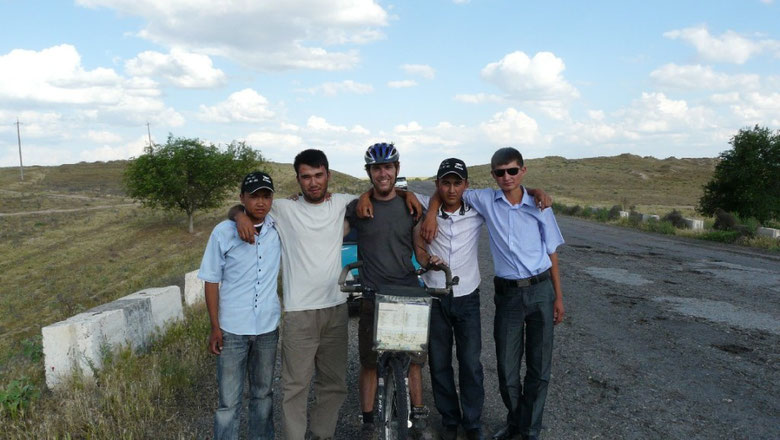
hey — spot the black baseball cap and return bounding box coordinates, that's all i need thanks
[437,158,468,180]
[241,171,275,194]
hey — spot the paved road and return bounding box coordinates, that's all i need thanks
[334,181,778,439]
[266,183,778,439]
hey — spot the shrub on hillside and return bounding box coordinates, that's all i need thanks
[628,210,643,226]
[646,220,676,235]
[714,208,738,230]
[662,210,687,229]
[608,205,622,220]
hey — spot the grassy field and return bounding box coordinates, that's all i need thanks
[0,153,726,434]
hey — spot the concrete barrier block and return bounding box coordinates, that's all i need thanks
[124,286,184,330]
[757,227,780,239]
[641,214,660,222]
[43,308,127,388]
[619,211,629,218]
[683,218,704,230]
[184,270,205,306]
[42,286,183,389]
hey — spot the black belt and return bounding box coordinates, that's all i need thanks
[495,269,551,288]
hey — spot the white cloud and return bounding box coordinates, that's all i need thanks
[454,93,503,104]
[387,80,418,88]
[481,51,579,101]
[77,0,389,71]
[304,80,374,96]
[401,64,435,79]
[198,89,274,123]
[306,115,348,132]
[663,26,780,64]
[0,110,64,139]
[728,92,780,126]
[0,45,183,126]
[479,107,539,145]
[245,131,303,151]
[125,48,226,88]
[85,130,123,144]
[79,136,148,162]
[394,122,423,133]
[650,63,760,90]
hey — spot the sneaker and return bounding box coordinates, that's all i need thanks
[360,422,377,440]
[410,406,434,440]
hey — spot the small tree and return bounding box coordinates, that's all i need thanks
[125,135,263,233]
[698,125,780,223]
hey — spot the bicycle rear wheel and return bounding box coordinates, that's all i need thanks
[379,357,409,440]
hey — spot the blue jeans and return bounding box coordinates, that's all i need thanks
[493,278,555,438]
[428,289,484,430]
[214,328,279,440]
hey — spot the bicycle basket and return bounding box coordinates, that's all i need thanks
[373,285,432,352]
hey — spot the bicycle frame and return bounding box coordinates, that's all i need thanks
[338,262,458,440]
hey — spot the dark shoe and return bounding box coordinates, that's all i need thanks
[360,422,377,440]
[492,425,521,440]
[466,428,484,440]
[440,425,458,440]
[411,406,434,440]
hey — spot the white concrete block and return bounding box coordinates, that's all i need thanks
[619,211,629,218]
[124,286,184,331]
[184,270,205,306]
[43,309,127,388]
[42,286,183,389]
[757,227,780,239]
[641,214,660,222]
[683,218,704,230]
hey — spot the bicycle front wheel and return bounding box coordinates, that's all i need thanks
[380,357,409,440]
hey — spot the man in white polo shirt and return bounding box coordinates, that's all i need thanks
[413,158,486,440]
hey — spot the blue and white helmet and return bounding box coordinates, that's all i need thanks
[364,142,399,165]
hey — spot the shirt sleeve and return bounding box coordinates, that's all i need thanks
[198,226,227,283]
[414,192,431,210]
[539,208,565,255]
[462,188,491,216]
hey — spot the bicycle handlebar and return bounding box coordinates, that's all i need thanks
[338,261,459,296]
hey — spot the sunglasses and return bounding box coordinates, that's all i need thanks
[492,167,520,177]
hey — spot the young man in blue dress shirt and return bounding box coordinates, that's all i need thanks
[198,171,281,440]
[422,148,564,440]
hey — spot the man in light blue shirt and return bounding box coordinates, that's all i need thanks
[422,148,564,440]
[198,171,281,440]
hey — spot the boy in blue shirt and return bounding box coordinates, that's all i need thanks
[198,171,281,440]
[422,148,564,440]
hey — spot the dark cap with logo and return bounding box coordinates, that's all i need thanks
[437,158,468,180]
[241,171,275,194]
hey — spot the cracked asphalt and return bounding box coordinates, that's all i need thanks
[260,184,780,440]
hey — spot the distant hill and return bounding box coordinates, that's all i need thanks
[448,154,718,210]
[0,160,368,204]
[1,154,717,212]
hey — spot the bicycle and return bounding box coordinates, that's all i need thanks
[338,262,459,440]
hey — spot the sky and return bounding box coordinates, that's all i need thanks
[1,0,778,178]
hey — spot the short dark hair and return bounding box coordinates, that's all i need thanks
[294,149,329,176]
[491,147,524,169]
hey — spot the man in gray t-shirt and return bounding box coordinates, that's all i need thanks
[348,142,431,439]
[346,196,418,292]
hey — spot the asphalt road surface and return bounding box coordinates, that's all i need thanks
[270,182,779,440]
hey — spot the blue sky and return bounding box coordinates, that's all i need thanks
[1,0,778,177]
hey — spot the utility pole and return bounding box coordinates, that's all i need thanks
[146,121,153,147]
[16,117,24,181]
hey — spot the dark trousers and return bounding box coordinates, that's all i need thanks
[493,277,555,437]
[428,288,485,430]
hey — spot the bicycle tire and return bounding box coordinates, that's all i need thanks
[380,356,409,440]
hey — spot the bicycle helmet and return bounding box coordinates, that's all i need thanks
[364,142,399,165]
